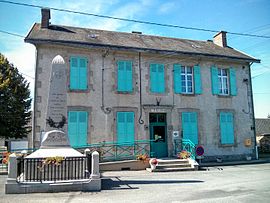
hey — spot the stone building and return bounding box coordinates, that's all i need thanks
[25,9,260,161]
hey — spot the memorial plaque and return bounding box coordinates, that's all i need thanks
[45,55,67,133]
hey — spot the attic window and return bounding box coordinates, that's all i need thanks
[191,44,201,48]
[87,34,99,39]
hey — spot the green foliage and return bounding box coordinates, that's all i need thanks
[0,53,32,139]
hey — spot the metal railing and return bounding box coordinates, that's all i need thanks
[174,138,196,159]
[0,149,36,174]
[17,155,91,183]
[74,139,152,162]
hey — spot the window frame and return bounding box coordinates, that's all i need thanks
[218,68,229,95]
[181,66,194,94]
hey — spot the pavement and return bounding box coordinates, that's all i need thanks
[1,162,270,202]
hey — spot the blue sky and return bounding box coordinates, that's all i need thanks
[0,0,269,118]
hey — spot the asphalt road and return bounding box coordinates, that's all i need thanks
[1,163,270,203]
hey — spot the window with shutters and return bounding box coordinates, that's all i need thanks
[70,56,88,90]
[219,112,234,145]
[211,67,237,96]
[117,112,135,144]
[218,68,229,95]
[150,63,165,93]
[117,60,133,92]
[181,112,198,145]
[174,64,202,94]
[68,111,88,147]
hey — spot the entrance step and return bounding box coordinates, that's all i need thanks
[147,158,198,172]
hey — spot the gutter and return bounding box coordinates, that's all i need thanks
[24,38,261,63]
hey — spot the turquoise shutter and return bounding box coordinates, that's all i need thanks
[78,111,88,146]
[194,65,202,94]
[182,112,198,145]
[211,66,219,95]
[70,57,78,90]
[126,112,135,144]
[117,61,125,91]
[150,64,158,93]
[229,68,237,96]
[125,61,133,92]
[220,112,234,144]
[158,64,165,93]
[68,111,78,147]
[79,58,87,90]
[173,64,182,93]
[117,112,126,143]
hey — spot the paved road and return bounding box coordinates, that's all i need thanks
[1,163,270,203]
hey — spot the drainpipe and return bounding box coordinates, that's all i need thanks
[138,52,144,124]
[248,62,258,160]
[101,49,111,114]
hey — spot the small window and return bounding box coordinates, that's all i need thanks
[218,68,229,95]
[181,66,194,94]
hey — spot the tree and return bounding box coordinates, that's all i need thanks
[0,53,32,139]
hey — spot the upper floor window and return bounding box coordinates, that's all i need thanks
[218,68,229,95]
[117,60,133,92]
[174,64,202,94]
[181,66,193,93]
[70,56,88,90]
[150,63,165,93]
[211,66,237,96]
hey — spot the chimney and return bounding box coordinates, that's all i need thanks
[213,31,227,47]
[41,8,51,28]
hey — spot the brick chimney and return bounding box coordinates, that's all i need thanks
[213,31,227,47]
[41,8,51,28]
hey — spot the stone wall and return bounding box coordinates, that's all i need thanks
[32,44,256,160]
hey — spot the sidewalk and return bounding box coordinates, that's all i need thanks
[199,157,270,167]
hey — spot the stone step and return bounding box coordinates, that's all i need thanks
[157,159,189,165]
[146,167,195,172]
[156,163,191,169]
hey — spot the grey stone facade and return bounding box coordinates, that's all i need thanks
[31,43,256,160]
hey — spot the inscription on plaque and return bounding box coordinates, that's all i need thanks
[45,56,67,133]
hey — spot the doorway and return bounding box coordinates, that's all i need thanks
[149,113,168,158]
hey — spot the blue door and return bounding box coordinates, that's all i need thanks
[149,113,168,158]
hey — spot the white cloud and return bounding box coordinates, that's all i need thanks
[3,43,36,101]
[158,2,176,14]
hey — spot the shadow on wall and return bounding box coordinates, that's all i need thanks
[101,177,204,190]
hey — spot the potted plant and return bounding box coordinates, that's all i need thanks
[177,150,191,159]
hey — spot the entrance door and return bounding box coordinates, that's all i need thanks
[149,113,168,158]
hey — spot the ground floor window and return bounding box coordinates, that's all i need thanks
[220,112,234,144]
[181,112,198,145]
[117,111,135,144]
[68,111,88,147]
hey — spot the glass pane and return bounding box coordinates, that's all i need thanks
[188,87,193,93]
[187,67,192,74]
[218,68,221,75]
[181,67,185,73]
[187,75,192,80]
[153,126,165,142]
[188,81,192,86]
[149,114,157,123]
[182,86,186,92]
[181,75,185,80]
[222,69,227,76]
[158,114,166,122]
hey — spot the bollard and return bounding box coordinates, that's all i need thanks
[90,151,100,179]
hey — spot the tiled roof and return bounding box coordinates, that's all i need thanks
[25,23,259,62]
[255,119,270,135]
